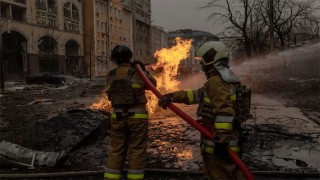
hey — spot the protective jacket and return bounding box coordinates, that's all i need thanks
[171,69,245,180]
[104,62,156,180]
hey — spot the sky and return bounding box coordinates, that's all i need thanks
[151,0,225,36]
[151,0,320,36]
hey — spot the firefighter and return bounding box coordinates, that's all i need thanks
[104,45,156,180]
[158,41,246,180]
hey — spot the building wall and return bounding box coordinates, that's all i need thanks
[133,0,151,64]
[1,0,84,77]
[94,0,109,77]
[151,25,167,63]
[107,1,133,71]
[1,0,156,79]
[83,0,135,77]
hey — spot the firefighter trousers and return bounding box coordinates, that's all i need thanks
[203,156,245,180]
[105,116,148,180]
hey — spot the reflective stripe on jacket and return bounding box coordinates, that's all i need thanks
[171,75,239,147]
[111,113,148,119]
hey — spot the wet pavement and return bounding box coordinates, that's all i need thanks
[147,93,320,172]
[0,79,319,176]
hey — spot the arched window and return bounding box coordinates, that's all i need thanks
[38,36,58,54]
[64,2,79,20]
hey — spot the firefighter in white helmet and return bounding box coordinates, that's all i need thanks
[159,41,248,180]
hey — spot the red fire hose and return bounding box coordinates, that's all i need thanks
[135,64,255,180]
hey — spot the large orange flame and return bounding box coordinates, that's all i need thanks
[90,37,192,114]
[152,37,192,92]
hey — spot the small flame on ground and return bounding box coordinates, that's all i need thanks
[90,37,192,114]
[89,95,113,112]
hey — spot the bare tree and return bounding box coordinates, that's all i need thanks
[202,0,320,59]
[294,14,320,41]
[201,0,265,58]
[259,0,318,49]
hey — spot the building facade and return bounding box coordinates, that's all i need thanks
[107,0,133,71]
[132,0,152,64]
[151,25,167,63]
[83,0,134,77]
[82,0,108,77]
[0,0,84,79]
[1,0,158,79]
[168,29,219,75]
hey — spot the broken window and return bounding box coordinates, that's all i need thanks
[63,2,80,33]
[11,6,26,21]
[0,2,10,19]
[36,0,57,28]
[0,2,26,22]
[38,36,58,54]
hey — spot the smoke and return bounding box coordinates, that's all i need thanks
[178,73,207,90]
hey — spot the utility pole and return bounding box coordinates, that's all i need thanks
[269,0,274,53]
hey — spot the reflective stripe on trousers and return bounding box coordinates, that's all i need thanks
[202,138,239,147]
[127,173,144,180]
[201,144,240,154]
[104,172,122,180]
[127,169,145,180]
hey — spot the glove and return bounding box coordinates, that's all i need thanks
[158,93,174,109]
[133,60,146,71]
[213,142,229,159]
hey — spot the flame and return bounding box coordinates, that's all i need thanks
[89,95,113,112]
[90,37,192,114]
[152,37,192,92]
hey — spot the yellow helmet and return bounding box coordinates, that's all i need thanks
[195,41,230,66]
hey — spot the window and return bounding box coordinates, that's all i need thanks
[36,0,57,13]
[36,0,57,28]
[63,2,80,33]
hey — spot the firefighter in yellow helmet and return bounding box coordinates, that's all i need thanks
[104,45,156,180]
[158,41,246,180]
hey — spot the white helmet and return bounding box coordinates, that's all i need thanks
[195,41,230,66]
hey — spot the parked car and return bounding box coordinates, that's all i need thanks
[26,72,66,84]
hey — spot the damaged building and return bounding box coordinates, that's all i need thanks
[1,0,158,80]
[0,0,85,80]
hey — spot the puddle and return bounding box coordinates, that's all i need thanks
[258,140,320,170]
